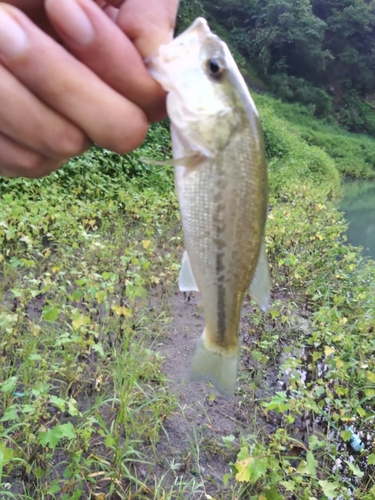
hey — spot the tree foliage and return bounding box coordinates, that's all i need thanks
[189,0,375,134]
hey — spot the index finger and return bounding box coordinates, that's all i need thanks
[0,4,149,153]
[46,0,166,122]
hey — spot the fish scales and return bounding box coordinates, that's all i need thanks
[178,123,268,349]
[148,17,271,398]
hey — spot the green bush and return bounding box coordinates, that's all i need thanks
[255,93,375,179]
[268,74,333,119]
[337,90,375,137]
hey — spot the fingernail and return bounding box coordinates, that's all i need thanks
[47,0,95,46]
[0,8,29,58]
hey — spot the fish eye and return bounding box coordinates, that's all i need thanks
[207,58,225,80]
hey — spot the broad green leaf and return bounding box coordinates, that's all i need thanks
[50,396,66,411]
[0,376,18,394]
[263,486,283,500]
[59,422,76,440]
[42,306,60,322]
[248,457,268,482]
[29,353,42,361]
[324,346,335,356]
[39,422,76,449]
[222,434,235,448]
[0,443,14,463]
[306,451,317,478]
[345,460,364,478]
[262,392,289,413]
[70,290,83,301]
[279,480,295,492]
[63,466,73,479]
[297,461,310,475]
[33,467,45,479]
[67,398,81,417]
[0,313,18,329]
[222,473,231,486]
[32,381,50,396]
[111,305,132,317]
[308,435,325,451]
[340,430,352,441]
[235,457,252,482]
[236,455,268,483]
[95,290,107,304]
[21,405,35,414]
[92,343,105,357]
[105,435,116,447]
[237,446,250,462]
[48,480,60,494]
[61,491,82,500]
[39,426,64,449]
[71,311,90,330]
[368,453,375,465]
[0,406,18,422]
[356,406,366,417]
[319,480,338,498]
[270,309,280,319]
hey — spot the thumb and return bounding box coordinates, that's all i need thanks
[113,0,179,58]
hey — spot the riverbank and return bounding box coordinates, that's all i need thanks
[0,98,375,499]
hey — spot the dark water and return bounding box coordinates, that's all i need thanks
[340,180,375,259]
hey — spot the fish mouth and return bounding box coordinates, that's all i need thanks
[146,17,212,69]
[146,17,214,89]
[177,17,212,43]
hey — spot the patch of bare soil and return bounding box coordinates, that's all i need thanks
[156,288,375,500]
[154,290,277,499]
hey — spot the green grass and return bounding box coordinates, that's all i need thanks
[254,94,375,180]
[0,102,375,499]
[0,124,194,498]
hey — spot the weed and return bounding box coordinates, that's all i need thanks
[0,96,374,500]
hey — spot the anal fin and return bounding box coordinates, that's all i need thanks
[179,250,199,292]
[249,241,271,312]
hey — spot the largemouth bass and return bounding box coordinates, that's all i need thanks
[148,18,271,398]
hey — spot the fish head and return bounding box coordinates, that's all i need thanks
[148,18,256,158]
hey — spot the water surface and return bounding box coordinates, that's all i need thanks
[340,180,375,259]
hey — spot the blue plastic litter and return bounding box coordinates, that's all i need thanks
[346,426,365,452]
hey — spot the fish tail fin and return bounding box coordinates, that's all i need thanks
[189,328,239,399]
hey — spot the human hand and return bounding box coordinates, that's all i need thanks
[0,0,179,178]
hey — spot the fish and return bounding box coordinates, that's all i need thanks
[147,18,271,398]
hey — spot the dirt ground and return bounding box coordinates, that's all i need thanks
[155,288,374,499]
[154,289,277,499]
[2,279,371,499]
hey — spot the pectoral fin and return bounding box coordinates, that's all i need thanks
[179,251,199,292]
[140,153,204,168]
[249,241,271,312]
